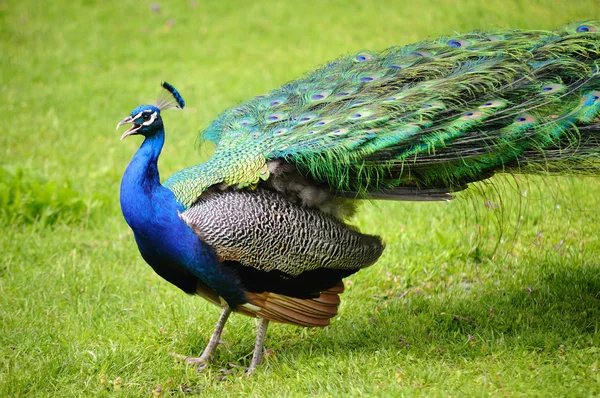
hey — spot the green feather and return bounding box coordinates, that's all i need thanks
[165,21,600,208]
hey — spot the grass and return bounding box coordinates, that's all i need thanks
[1,0,600,396]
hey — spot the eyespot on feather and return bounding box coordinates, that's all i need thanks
[410,51,432,57]
[355,53,373,62]
[349,100,368,107]
[331,128,348,135]
[514,114,537,124]
[297,114,317,124]
[577,24,598,33]
[267,97,287,107]
[540,84,566,94]
[309,91,331,101]
[447,39,471,48]
[479,99,507,109]
[347,110,375,121]
[335,87,358,97]
[238,118,254,127]
[272,128,288,136]
[581,90,600,105]
[266,113,285,122]
[461,110,484,120]
[314,119,333,126]
[356,72,383,83]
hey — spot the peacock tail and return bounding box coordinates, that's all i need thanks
[165,20,600,208]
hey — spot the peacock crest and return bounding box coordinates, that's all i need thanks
[157,81,185,111]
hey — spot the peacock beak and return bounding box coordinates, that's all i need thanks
[116,116,142,140]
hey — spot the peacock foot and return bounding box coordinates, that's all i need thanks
[172,311,270,375]
[171,352,214,371]
[172,306,232,372]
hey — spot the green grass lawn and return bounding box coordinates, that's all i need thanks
[2,0,600,396]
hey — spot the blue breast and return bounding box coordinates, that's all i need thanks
[120,133,248,306]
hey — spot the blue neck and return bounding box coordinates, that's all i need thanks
[120,131,247,305]
[124,133,163,195]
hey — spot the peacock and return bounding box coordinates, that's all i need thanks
[117,21,600,374]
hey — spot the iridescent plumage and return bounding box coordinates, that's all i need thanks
[165,20,600,208]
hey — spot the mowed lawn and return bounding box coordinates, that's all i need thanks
[2,0,600,396]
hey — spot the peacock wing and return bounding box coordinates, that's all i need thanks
[179,189,384,280]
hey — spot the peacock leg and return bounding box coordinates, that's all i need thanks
[246,317,270,376]
[173,306,232,370]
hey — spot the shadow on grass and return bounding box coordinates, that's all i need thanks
[266,260,600,361]
[175,260,599,377]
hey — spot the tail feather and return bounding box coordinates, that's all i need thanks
[164,21,600,208]
[237,282,344,327]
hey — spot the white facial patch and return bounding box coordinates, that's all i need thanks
[142,111,158,126]
[131,110,158,126]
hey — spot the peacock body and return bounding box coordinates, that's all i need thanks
[118,21,600,372]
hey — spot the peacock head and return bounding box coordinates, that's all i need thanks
[117,82,185,140]
[117,105,163,139]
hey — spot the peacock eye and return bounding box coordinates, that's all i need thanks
[142,112,152,121]
[577,25,590,32]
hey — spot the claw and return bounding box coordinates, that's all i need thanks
[171,352,211,371]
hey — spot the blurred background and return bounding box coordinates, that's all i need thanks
[2,0,600,395]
